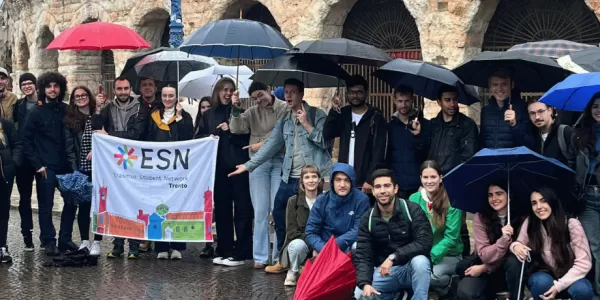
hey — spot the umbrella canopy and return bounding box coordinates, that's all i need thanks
[558,47,600,74]
[251,54,350,88]
[46,22,151,51]
[372,59,480,105]
[179,19,292,59]
[507,40,596,59]
[134,51,217,83]
[56,171,93,205]
[538,73,600,112]
[443,147,574,215]
[120,47,175,77]
[286,38,390,66]
[453,51,569,92]
[179,65,254,99]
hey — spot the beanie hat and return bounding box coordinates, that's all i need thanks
[19,73,37,89]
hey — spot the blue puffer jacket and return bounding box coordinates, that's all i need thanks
[305,163,370,252]
[480,96,528,149]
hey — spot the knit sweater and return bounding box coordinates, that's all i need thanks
[472,214,512,272]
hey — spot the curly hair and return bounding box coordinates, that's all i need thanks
[65,86,96,132]
[37,72,67,102]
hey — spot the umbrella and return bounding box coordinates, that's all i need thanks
[251,54,350,88]
[286,38,390,66]
[56,171,93,205]
[453,51,569,92]
[507,40,596,59]
[538,73,600,112]
[294,237,356,300]
[120,47,175,78]
[179,65,254,99]
[443,147,575,218]
[372,59,480,105]
[558,47,600,73]
[134,51,217,83]
[46,22,151,50]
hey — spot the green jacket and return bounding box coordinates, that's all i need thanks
[409,191,463,264]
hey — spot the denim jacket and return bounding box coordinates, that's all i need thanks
[244,102,332,183]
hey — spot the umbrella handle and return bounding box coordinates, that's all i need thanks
[517,252,531,300]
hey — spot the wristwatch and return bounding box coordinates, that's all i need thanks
[388,254,396,263]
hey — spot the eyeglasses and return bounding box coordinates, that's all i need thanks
[21,82,34,87]
[74,94,89,100]
[348,90,366,97]
[528,108,547,117]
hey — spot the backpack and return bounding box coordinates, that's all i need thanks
[557,124,575,168]
[368,198,412,232]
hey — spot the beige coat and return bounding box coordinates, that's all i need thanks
[0,92,18,121]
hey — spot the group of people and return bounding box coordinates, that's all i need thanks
[0,64,599,300]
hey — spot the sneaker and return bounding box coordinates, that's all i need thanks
[0,247,12,263]
[107,245,124,258]
[265,262,287,274]
[45,244,60,256]
[200,244,214,258]
[157,252,169,260]
[24,237,34,252]
[221,257,245,267]
[58,242,79,252]
[128,248,140,259]
[79,240,91,250]
[90,241,101,256]
[39,243,46,251]
[139,241,152,252]
[254,262,266,269]
[170,250,182,260]
[284,270,298,286]
[212,256,224,265]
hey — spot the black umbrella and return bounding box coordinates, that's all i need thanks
[372,59,480,105]
[453,51,569,92]
[557,47,600,73]
[250,54,350,88]
[286,38,390,66]
[119,47,175,92]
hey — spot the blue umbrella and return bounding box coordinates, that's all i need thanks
[56,171,93,205]
[443,147,574,217]
[539,72,600,112]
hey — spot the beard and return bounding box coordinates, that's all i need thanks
[349,98,366,108]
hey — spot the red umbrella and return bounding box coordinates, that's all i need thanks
[46,22,151,51]
[294,236,356,300]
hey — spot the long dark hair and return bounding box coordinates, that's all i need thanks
[194,96,212,136]
[527,187,574,278]
[420,160,449,229]
[211,77,236,107]
[575,92,600,151]
[479,182,521,244]
[65,86,96,132]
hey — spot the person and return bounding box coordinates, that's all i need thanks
[229,81,287,269]
[278,164,323,285]
[510,188,593,300]
[0,67,18,121]
[99,76,149,259]
[64,86,103,256]
[354,168,433,300]
[146,84,194,260]
[228,78,333,273]
[13,72,37,251]
[138,78,161,111]
[456,182,524,300]
[324,75,387,198]
[22,72,73,256]
[196,77,252,267]
[480,70,528,149]
[409,160,463,298]
[386,85,430,199]
[305,163,370,255]
[0,117,22,263]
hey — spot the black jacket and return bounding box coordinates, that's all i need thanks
[513,120,574,166]
[480,96,528,149]
[323,105,387,186]
[13,97,37,136]
[428,112,479,174]
[147,109,194,142]
[0,118,22,182]
[100,98,148,141]
[22,101,70,173]
[354,198,433,289]
[64,122,84,173]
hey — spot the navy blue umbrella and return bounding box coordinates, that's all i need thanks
[443,147,574,216]
[539,72,600,112]
[57,171,93,205]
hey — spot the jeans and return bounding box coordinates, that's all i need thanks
[16,163,36,240]
[457,256,523,300]
[528,271,593,300]
[354,255,432,300]
[0,176,14,247]
[287,239,309,272]
[58,201,101,243]
[249,156,282,264]
[35,168,59,245]
[272,178,299,252]
[579,192,600,298]
[431,255,461,293]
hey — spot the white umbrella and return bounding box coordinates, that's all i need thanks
[178,65,254,99]
[134,51,217,82]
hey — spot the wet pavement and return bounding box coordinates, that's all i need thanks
[1,210,295,300]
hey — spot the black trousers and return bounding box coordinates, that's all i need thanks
[214,167,253,260]
[15,163,36,240]
[456,256,524,300]
[0,176,14,247]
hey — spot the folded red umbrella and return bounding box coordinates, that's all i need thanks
[46,22,151,51]
[294,236,356,300]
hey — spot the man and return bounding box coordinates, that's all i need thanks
[0,67,19,121]
[324,75,387,198]
[13,73,38,251]
[138,78,161,111]
[354,169,433,300]
[305,163,370,254]
[98,76,149,258]
[228,78,332,273]
[386,85,430,199]
[22,72,72,256]
[480,70,528,149]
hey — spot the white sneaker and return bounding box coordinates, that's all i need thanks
[212,256,224,265]
[284,270,298,286]
[90,241,101,256]
[220,257,245,267]
[79,240,91,250]
[157,252,169,260]
[170,250,182,260]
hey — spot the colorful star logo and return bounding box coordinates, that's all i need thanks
[114,145,138,170]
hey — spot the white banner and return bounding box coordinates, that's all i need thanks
[91,134,217,242]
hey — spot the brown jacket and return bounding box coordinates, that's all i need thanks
[0,92,18,121]
[279,192,313,268]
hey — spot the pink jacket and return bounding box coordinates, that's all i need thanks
[473,214,512,273]
[510,217,592,292]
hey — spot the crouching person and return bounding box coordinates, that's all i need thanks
[354,169,433,300]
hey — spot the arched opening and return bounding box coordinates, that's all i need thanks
[35,26,59,74]
[101,50,116,100]
[245,2,280,31]
[136,9,171,48]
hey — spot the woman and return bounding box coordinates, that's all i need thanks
[0,117,21,263]
[279,165,322,286]
[511,188,593,300]
[147,84,194,260]
[64,86,102,255]
[230,81,287,269]
[456,182,523,300]
[196,78,252,267]
[409,160,463,298]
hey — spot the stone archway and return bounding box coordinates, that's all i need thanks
[244,2,280,31]
[15,33,29,71]
[30,25,59,76]
[135,8,171,49]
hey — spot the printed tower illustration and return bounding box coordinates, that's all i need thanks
[204,188,213,241]
[99,186,107,213]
